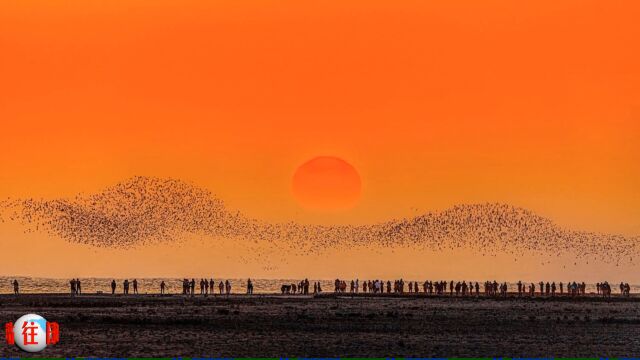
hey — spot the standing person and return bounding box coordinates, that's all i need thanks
[247,278,253,294]
[225,280,231,295]
[219,281,224,295]
[355,279,359,293]
[209,278,214,294]
[111,280,116,295]
[76,278,82,295]
[70,279,76,296]
[560,282,564,295]
[133,279,138,295]
[160,281,166,295]
[12,279,19,295]
[190,279,195,296]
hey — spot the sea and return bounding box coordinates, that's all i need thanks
[0,277,636,295]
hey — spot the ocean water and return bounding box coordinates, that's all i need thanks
[0,277,636,295]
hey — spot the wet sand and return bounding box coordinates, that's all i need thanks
[1,293,639,357]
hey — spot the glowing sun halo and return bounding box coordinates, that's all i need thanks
[292,156,362,211]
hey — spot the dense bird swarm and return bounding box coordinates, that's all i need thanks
[0,176,637,263]
[0,177,253,248]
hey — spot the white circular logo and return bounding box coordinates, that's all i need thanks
[12,313,48,352]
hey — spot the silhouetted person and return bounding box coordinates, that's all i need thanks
[123,279,129,295]
[133,279,138,294]
[160,281,166,294]
[12,279,19,295]
[70,279,76,296]
[111,280,116,295]
[247,278,253,294]
[219,281,224,294]
[76,278,82,295]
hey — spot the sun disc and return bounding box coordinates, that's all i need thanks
[292,156,362,210]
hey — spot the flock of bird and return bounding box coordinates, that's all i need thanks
[0,177,254,248]
[0,176,638,264]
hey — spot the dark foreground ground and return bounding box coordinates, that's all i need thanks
[1,293,639,357]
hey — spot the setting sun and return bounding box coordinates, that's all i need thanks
[292,156,362,211]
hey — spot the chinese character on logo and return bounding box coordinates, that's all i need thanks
[22,321,39,345]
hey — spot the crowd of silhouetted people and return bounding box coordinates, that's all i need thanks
[280,279,313,294]
[331,278,634,299]
[178,278,233,296]
[5,278,635,298]
[107,278,240,296]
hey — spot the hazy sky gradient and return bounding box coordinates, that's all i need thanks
[1,1,639,279]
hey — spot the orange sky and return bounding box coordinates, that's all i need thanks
[1,0,639,258]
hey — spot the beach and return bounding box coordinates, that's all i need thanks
[1,293,639,357]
